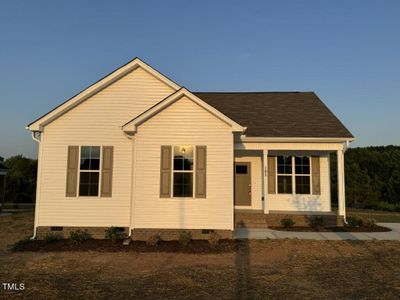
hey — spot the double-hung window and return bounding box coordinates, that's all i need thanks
[79,146,101,196]
[277,156,293,194]
[277,156,311,194]
[295,156,311,194]
[173,146,194,197]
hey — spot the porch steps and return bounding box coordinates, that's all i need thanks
[235,211,268,229]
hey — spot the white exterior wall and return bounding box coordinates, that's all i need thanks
[234,154,263,210]
[267,155,331,212]
[133,96,234,230]
[235,143,337,213]
[37,67,175,227]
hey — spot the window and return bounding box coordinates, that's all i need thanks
[277,156,292,194]
[173,146,194,197]
[79,146,100,196]
[295,156,311,194]
[236,165,248,174]
[277,156,311,194]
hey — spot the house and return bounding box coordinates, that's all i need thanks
[27,58,354,240]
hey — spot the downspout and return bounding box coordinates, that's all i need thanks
[31,131,41,143]
[123,131,135,238]
[30,131,41,239]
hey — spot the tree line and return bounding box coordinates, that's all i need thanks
[1,146,400,211]
[342,145,400,211]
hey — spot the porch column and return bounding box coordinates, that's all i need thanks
[337,149,346,216]
[263,149,269,214]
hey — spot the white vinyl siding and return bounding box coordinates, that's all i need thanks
[37,66,175,227]
[267,155,331,212]
[133,96,234,230]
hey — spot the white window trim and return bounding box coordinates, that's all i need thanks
[276,156,292,195]
[77,145,103,198]
[171,145,196,199]
[276,156,312,195]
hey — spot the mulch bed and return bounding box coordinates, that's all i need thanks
[12,239,238,253]
[269,225,391,232]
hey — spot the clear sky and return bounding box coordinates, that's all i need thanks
[0,0,399,159]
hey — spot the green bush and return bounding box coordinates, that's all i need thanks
[362,217,377,228]
[69,230,91,244]
[208,232,221,247]
[146,234,161,247]
[105,227,127,242]
[178,231,192,247]
[309,216,324,228]
[280,217,295,228]
[44,232,63,243]
[364,201,400,212]
[347,215,363,227]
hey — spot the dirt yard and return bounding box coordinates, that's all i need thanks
[1,212,400,299]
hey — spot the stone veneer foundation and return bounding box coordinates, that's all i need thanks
[131,229,233,241]
[235,211,345,228]
[36,226,129,240]
[36,227,232,240]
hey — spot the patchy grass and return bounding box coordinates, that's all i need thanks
[348,208,400,223]
[1,211,400,299]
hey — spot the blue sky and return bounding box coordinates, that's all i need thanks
[0,0,399,158]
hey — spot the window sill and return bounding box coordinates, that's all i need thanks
[162,197,204,200]
[273,193,314,196]
[70,196,111,200]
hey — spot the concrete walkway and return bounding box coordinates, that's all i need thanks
[234,223,400,241]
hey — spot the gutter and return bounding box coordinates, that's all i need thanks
[241,136,356,143]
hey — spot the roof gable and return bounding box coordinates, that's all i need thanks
[27,57,180,131]
[122,88,245,134]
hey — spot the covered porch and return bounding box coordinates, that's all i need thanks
[233,140,348,228]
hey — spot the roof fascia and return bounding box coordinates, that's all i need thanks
[240,136,356,143]
[122,88,245,134]
[27,58,180,131]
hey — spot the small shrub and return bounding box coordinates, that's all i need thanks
[347,215,363,227]
[105,227,127,242]
[44,232,63,243]
[309,216,324,228]
[281,217,295,228]
[146,234,161,247]
[362,217,376,228]
[178,231,192,247]
[208,232,221,247]
[70,230,91,244]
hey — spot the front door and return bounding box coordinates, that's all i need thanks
[234,162,251,206]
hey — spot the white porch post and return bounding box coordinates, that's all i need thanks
[263,149,269,214]
[337,149,346,217]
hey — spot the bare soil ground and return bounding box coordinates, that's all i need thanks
[1,212,400,299]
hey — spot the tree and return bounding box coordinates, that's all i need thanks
[4,155,37,203]
[340,145,400,211]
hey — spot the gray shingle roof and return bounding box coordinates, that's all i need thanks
[194,92,353,138]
